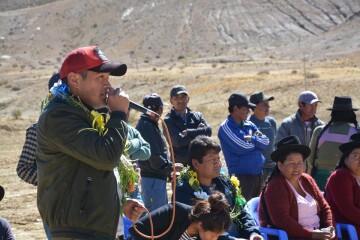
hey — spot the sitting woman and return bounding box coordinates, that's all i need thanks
[129,191,231,240]
[325,133,360,237]
[259,135,336,240]
[176,135,263,240]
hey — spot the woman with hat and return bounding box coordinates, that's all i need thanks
[325,133,360,237]
[259,136,336,239]
[308,96,359,191]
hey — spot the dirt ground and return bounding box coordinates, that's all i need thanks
[1,58,360,239]
[0,119,46,239]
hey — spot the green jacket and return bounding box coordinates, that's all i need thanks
[36,98,128,239]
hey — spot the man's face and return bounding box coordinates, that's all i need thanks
[76,71,111,109]
[235,106,250,121]
[299,102,318,120]
[194,150,222,180]
[170,93,189,113]
[254,101,270,118]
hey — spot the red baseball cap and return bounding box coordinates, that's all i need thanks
[60,46,127,79]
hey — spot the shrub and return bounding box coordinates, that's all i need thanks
[12,109,22,119]
[258,70,270,75]
[306,72,319,78]
[0,80,8,86]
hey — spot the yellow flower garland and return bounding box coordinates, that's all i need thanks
[178,166,246,220]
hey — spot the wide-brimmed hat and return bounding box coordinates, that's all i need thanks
[339,133,360,153]
[228,93,256,109]
[271,135,311,162]
[0,185,4,202]
[249,91,274,105]
[327,96,358,111]
[60,46,127,79]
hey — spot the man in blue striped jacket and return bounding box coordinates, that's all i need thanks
[218,93,269,201]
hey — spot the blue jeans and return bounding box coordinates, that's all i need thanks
[140,177,168,212]
[130,185,143,204]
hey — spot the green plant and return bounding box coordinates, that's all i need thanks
[258,70,270,75]
[0,80,8,86]
[12,109,22,119]
[306,72,319,78]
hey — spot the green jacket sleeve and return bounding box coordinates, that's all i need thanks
[42,105,128,171]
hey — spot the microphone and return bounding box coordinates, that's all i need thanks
[129,101,160,117]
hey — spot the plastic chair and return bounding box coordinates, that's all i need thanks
[336,223,358,240]
[246,197,289,240]
[123,214,132,239]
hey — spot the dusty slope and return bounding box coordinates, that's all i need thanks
[0,0,360,72]
[2,60,360,239]
[1,1,360,239]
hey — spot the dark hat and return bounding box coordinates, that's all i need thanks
[271,135,311,162]
[249,91,274,105]
[48,72,60,90]
[170,85,189,97]
[327,96,358,111]
[143,93,168,110]
[60,46,127,79]
[228,93,256,109]
[339,133,360,153]
[298,91,321,104]
[0,185,4,202]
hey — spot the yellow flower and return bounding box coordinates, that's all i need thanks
[189,170,198,188]
[90,110,108,136]
[190,171,198,179]
[230,176,240,188]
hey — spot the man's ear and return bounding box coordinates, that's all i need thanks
[66,72,80,91]
[192,159,199,170]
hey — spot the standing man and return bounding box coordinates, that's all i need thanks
[164,85,212,166]
[218,93,269,201]
[249,91,277,184]
[275,90,324,146]
[36,46,144,239]
[135,93,178,212]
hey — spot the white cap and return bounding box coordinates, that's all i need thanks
[298,91,321,104]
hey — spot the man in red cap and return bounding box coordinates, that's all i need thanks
[36,46,144,239]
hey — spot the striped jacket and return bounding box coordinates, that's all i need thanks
[218,115,269,175]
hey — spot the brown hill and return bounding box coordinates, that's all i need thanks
[1,0,360,70]
[1,1,360,239]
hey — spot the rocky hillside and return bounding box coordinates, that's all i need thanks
[0,0,360,72]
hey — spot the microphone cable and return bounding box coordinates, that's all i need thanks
[132,116,177,240]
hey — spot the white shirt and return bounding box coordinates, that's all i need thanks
[286,179,320,230]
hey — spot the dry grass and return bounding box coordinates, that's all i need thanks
[1,58,360,239]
